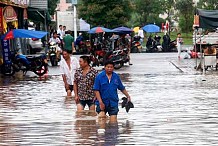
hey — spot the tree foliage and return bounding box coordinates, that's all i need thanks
[48,0,59,15]
[133,0,163,26]
[77,0,133,28]
[198,0,218,10]
[175,0,194,33]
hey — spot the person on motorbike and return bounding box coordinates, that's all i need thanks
[49,32,62,60]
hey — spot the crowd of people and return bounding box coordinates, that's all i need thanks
[59,50,132,122]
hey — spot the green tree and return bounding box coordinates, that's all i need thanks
[198,0,218,10]
[133,0,163,26]
[48,0,59,15]
[161,0,175,22]
[77,0,133,28]
[175,0,194,33]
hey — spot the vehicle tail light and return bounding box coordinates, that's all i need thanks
[32,38,39,41]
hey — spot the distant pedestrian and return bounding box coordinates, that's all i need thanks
[74,55,98,111]
[162,33,170,52]
[57,25,63,39]
[63,30,74,54]
[93,61,132,123]
[176,33,183,59]
[60,50,79,97]
[138,26,144,44]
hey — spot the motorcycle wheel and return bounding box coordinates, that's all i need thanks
[114,63,123,70]
[1,64,16,76]
[33,63,48,76]
[131,46,138,53]
[50,56,58,66]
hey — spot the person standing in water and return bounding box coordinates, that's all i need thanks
[74,55,98,111]
[60,50,79,97]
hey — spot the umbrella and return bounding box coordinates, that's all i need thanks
[2,29,48,40]
[142,24,160,33]
[133,27,140,33]
[112,26,133,33]
[88,26,113,34]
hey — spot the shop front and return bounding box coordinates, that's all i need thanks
[0,1,28,71]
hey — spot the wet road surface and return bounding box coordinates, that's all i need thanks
[1,53,218,145]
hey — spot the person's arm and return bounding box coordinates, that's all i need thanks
[94,90,105,110]
[62,74,69,90]
[93,75,105,110]
[73,81,79,103]
[121,89,131,102]
[117,75,131,102]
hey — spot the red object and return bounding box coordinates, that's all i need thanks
[0,7,3,33]
[166,22,169,30]
[32,38,38,41]
[96,50,106,57]
[161,23,164,31]
[191,51,198,58]
[4,30,14,39]
[95,27,104,33]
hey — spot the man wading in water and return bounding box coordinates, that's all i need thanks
[60,50,79,97]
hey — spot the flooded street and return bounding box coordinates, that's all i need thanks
[1,53,218,145]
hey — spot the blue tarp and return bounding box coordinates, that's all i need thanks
[1,29,48,40]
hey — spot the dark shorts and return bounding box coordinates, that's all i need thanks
[66,85,73,92]
[96,105,119,116]
[79,100,95,108]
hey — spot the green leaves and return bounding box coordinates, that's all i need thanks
[77,0,133,28]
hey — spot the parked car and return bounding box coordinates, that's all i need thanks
[27,27,44,54]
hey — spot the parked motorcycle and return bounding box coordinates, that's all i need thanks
[131,36,142,53]
[89,48,129,70]
[1,51,48,76]
[110,48,129,69]
[47,42,60,66]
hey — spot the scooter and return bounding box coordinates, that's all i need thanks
[131,36,142,53]
[47,42,60,66]
[2,51,48,76]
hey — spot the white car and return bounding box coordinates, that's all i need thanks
[28,27,44,54]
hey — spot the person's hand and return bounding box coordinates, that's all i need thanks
[99,101,105,111]
[74,95,79,104]
[127,96,131,102]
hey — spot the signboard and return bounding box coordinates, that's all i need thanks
[29,0,48,9]
[0,7,3,33]
[72,0,77,5]
[1,40,11,64]
[9,0,29,5]
[3,6,17,22]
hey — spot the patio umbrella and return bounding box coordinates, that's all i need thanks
[2,29,48,40]
[112,26,133,33]
[142,24,160,33]
[88,26,113,34]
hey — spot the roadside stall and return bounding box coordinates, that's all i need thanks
[193,9,218,71]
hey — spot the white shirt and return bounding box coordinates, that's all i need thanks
[138,29,144,38]
[60,56,79,85]
[57,29,63,39]
[49,37,61,44]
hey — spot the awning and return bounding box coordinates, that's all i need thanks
[27,7,51,24]
[196,9,218,29]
